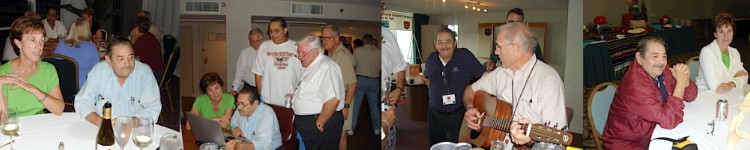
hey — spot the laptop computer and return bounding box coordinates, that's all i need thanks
[186,112,246,146]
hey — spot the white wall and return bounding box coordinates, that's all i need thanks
[250,23,380,45]
[222,0,379,91]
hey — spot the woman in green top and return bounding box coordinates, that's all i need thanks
[188,72,235,129]
[0,15,65,117]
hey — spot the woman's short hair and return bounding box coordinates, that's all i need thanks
[9,16,45,55]
[712,12,735,33]
[199,72,224,94]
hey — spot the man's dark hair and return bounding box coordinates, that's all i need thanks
[435,28,457,42]
[507,8,524,20]
[353,39,364,47]
[132,16,151,33]
[636,37,667,58]
[106,36,133,58]
[239,87,260,103]
[269,17,289,38]
[362,34,376,43]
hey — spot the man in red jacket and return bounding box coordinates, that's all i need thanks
[130,16,164,81]
[602,37,698,149]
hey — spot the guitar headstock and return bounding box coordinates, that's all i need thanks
[523,123,573,146]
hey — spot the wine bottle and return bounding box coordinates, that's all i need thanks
[96,102,115,150]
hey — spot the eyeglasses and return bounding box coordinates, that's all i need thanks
[295,49,316,59]
[321,36,337,41]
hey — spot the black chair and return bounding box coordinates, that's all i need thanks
[42,54,79,112]
[163,35,176,65]
[160,47,180,112]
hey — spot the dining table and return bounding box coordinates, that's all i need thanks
[650,89,750,149]
[0,112,181,150]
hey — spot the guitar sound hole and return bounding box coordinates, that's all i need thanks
[470,130,481,139]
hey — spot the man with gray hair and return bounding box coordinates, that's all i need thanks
[320,25,356,149]
[292,35,345,149]
[230,28,264,96]
[463,23,567,146]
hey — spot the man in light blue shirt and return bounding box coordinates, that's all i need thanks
[74,37,162,126]
[225,88,282,150]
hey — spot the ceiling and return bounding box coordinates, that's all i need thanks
[385,0,568,15]
[278,0,379,6]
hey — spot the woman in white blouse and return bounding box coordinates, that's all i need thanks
[697,12,748,93]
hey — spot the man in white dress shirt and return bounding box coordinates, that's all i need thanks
[463,23,567,146]
[42,8,67,39]
[292,35,345,149]
[230,28,263,96]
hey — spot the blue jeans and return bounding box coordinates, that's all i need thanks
[351,76,380,131]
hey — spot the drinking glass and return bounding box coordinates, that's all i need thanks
[159,133,180,150]
[114,116,133,150]
[491,139,505,150]
[131,118,153,150]
[1,108,19,150]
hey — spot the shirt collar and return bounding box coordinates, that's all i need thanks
[501,54,538,77]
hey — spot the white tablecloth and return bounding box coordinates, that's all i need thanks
[0,113,181,150]
[650,89,750,149]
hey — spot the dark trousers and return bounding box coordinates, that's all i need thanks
[427,104,465,145]
[295,111,343,150]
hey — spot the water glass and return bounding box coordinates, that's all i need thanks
[159,133,180,150]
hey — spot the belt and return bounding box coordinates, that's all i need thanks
[356,75,378,79]
[431,106,465,115]
[296,111,343,118]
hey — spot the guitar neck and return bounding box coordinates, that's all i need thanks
[480,115,521,133]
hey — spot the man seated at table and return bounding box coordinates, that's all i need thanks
[602,37,698,149]
[74,37,162,126]
[224,88,281,150]
[463,23,567,146]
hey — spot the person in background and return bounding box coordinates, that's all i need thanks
[230,28,263,96]
[320,25,357,150]
[423,28,484,145]
[351,34,382,137]
[224,87,282,150]
[54,18,100,89]
[42,8,66,40]
[352,39,364,50]
[696,12,747,93]
[75,37,161,126]
[188,72,235,129]
[81,8,101,38]
[130,16,164,81]
[487,8,543,71]
[0,15,65,117]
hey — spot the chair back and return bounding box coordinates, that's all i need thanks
[686,56,700,81]
[163,35,177,63]
[160,47,180,88]
[266,103,299,149]
[42,54,79,103]
[586,82,617,149]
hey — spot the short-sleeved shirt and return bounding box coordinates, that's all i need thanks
[292,55,345,115]
[423,48,484,111]
[193,93,236,128]
[0,61,59,117]
[329,43,356,84]
[353,44,380,78]
[251,40,302,106]
[381,27,407,81]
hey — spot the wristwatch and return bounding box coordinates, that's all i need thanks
[344,103,351,108]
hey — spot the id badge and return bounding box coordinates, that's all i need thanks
[442,94,456,105]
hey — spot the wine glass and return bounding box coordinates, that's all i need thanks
[131,117,153,150]
[114,116,133,150]
[1,108,19,150]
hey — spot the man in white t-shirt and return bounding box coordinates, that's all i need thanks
[42,8,67,39]
[251,17,302,107]
[230,28,264,96]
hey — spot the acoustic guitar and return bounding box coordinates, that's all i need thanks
[458,90,573,149]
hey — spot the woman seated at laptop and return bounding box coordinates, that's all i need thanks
[188,72,236,129]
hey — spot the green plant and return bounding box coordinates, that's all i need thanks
[60,0,120,23]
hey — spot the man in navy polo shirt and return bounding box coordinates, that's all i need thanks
[423,28,485,145]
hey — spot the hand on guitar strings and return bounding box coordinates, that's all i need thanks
[464,108,483,130]
[510,118,532,145]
